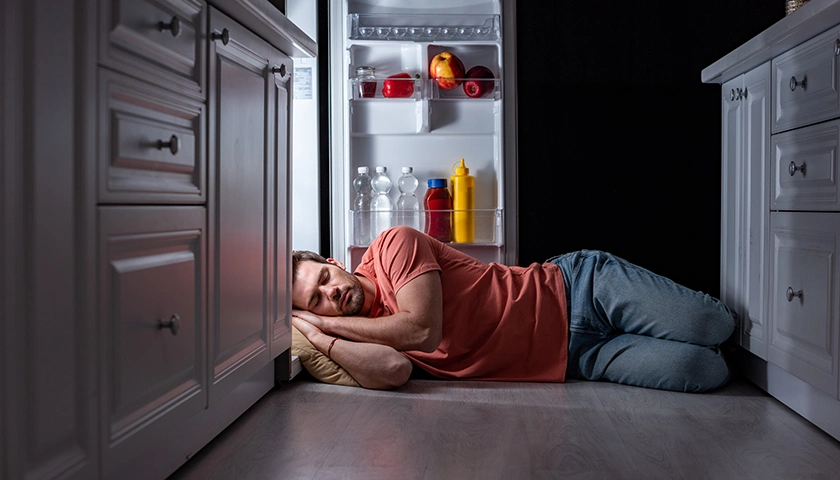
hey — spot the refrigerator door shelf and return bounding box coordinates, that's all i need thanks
[349,14,500,42]
[348,208,503,247]
[430,78,500,100]
[349,77,423,100]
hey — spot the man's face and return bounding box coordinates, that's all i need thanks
[292,260,365,316]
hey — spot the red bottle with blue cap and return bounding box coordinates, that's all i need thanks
[424,178,452,242]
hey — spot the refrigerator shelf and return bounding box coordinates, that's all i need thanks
[349,78,500,101]
[349,208,503,246]
[348,14,500,42]
[429,78,500,100]
[349,77,423,100]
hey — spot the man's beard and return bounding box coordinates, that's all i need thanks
[339,278,365,316]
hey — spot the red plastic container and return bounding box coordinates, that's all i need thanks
[424,178,452,242]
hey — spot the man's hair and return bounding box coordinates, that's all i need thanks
[291,250,330,285]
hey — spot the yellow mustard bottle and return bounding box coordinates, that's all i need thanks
[450,158,475,243]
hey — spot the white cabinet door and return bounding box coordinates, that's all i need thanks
[207,6,291,404]
[769,212,840,398]
[721,62,771,360]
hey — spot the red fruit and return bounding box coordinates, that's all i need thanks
[463,66,495,98]
[430,51,466,90]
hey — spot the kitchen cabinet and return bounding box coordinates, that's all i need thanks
[1,0,311,478]
[704,0,840,443]
[720,62,771,360]
[207,5,292,405]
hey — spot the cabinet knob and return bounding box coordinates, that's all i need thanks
[156,134,180,155]
[786,287,803,302]
[158,16,181,38]
[788,160,806,176]
[790,75,807,91]
[730,89,736,101]
[212,28,230,46]
[272,64,287,77]
[158,314,181,336]
[835,39,840,56]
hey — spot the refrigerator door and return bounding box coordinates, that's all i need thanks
[329,0,517,269]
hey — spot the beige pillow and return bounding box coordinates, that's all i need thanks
[291,326,360,387]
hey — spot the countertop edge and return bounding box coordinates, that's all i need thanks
[209,0,318,58]
[701,0,840,84]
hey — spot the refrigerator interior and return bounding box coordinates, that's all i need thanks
[329,0,516,270]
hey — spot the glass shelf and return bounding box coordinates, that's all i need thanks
[349,14,500,42]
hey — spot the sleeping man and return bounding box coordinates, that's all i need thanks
[291,226,735,392]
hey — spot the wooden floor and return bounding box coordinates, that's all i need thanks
[169,373,840,480]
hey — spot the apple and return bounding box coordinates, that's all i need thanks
[463,66,495,98]
[429,51,466,90]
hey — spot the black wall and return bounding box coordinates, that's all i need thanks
[515,1,783,296]
[317,1,784,297]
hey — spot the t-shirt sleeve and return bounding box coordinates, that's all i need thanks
[367,226,443,293]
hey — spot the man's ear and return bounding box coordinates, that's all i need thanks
[326,258,347,271]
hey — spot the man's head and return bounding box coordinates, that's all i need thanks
[291,250,366,316]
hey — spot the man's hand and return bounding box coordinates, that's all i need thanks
[292,309,326,330]
[292,314,411,390]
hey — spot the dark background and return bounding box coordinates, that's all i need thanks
[318,0,784,298]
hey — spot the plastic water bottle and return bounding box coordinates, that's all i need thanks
[396,166,420,231]
[370,166,393,238]
[353,166,373,245]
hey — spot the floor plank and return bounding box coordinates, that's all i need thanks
[169,375,840,480]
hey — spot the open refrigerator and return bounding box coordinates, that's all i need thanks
[327,0,518,269]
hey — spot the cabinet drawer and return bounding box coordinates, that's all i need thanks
[772,24,840,134]
[771,118,840,212]
[98,70,205,204]
[100,0,206,100]
[99,206,207,476]
[769,212,840,399]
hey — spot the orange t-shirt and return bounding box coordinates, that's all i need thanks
[354,226,569,382]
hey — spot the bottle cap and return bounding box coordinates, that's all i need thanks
[402,166,412,173]
[375,165,387,173]
[358,166,369,174]
[453,158,469,175]
[428,178,447,188]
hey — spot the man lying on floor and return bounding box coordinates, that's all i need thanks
[290,226,735,392]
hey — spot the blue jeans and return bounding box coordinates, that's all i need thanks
[549,250,735,392]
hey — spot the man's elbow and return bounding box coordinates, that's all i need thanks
[415,327,441,353]
[361,356,412,390]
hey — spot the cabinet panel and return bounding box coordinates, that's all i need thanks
[271,69,293,357]
[721,62,771,360]
[98,70,205,204]
[98,206,206,478]
[771,118,840,211]
[208,6,290,403]
[772,24,840,134]
[769,212,840,398]
[99,0,206,100]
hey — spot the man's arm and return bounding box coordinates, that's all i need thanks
[293,270,443,352]
[292,317,412,390]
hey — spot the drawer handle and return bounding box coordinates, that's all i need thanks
[790,75,807,91]
[158,314,181,336]
[156,134,180,155]
[786,287,803,302]
[212,28,230,46]
[729,88,745,101]
[788,160,806,176]
[158,16,181,38]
